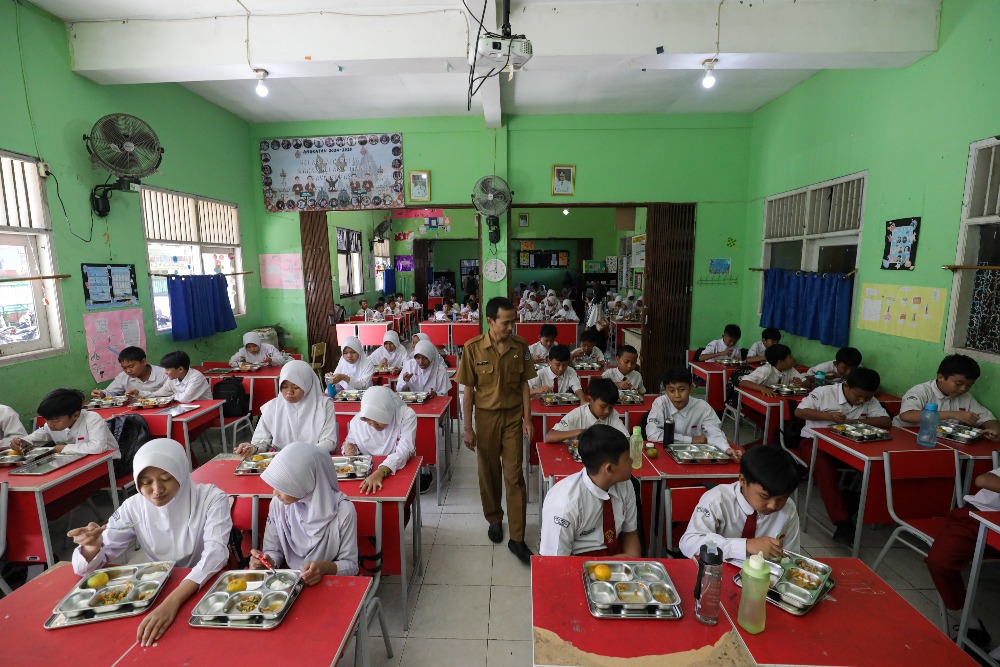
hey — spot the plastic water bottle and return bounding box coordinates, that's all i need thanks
[629,426,643,470]
[694,541,723,625]
[814,371,826,387]
[917,402,940,447]
[738,552,770,634]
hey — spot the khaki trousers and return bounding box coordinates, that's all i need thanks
[474,404,526,541]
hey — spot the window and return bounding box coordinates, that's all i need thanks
[946,137,1000,358]
[0,150,65,362]
[373,238,390,292]
[141,187,244,332]
[337,228,364,297]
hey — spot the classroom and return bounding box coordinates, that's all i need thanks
[1,0,999,665]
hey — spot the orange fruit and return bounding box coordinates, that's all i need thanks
[645,446,659,459]
[226,578,247,592]
[593,564,612,581]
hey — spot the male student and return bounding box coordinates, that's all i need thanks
[545,378,627,441]
[892,354,1000,439]
[528,324,558,362]
[699,324,742,362]
[529,345,585,402]
[601,345,645,394]
[135,350,213,403]
[11,388,119,457]
[92,347,167,398]
[804,347,863,384]
[739,344,804,397]
[745,328,781,364]
[570,329,605,365]
[647,367,743,460]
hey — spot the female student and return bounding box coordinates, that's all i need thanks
[543,289,560,317]
[368,330,409,372]
[230,332,286,367]
[397,339,452,397]
[555,299,579,322]
[325,336,375,391]
[342,386,416,494]
[250,442,358,582]
[68,439,231,646]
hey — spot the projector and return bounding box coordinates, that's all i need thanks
[469,36,533,70]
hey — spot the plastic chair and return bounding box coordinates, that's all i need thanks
[309,342,327,381]
[662,486,707,557]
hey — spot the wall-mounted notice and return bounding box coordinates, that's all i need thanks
[84,308,146,382]
[395,255,414,272]
[856,282,946,343]
[81,264,139,310]
[631,234,646,269]
[259,254,303,290]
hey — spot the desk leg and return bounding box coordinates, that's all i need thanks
[647,479,660,558]
[355,609,371,667]
[957,522,989,657]
[961,458,975,505]
[251,496,260,551]
[762,406,772,447]
[734,395,743,448]
[35,492,54,567]
[413,490,423,577]
[852,460,871,559]
[218,406,227,453]
[802,436,819,533]
[663,485,673,557]
[437,419,444,506]
[107,460,120,508]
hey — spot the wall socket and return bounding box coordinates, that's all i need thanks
[36,162,51,178]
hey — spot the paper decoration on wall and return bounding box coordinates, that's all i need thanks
[881,217,919,270]
[519,241,535,251]
[631,234,646,268]
[709,258,732,275]
[395,256,414,272]
[81,264,139,310]
[424,216,451,232]
[259,253,303,290]
[857,282,945,342]
[394,231,414,242]
[605,256,618,273]
[260,133,404,213]
[84,308,146,382]
[392,208,444,218]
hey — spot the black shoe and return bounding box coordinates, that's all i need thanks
[487,522,503,544]
[508,539,533,565]
[418,472,434,495]
[832,521,856,546]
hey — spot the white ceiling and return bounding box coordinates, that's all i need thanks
[32,0,942,124]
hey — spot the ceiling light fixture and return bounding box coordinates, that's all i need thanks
[254,69,269,97]
[702,59,717,89]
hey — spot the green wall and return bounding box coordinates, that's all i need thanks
[0,2,259,423]
[431,239,479,302]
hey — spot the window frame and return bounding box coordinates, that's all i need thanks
[336,227,364,298]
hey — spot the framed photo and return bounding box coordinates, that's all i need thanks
[408,170,430,202]
[518,212,529,227]
[551,165,575,196]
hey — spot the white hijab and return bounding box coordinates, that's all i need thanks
[371,330,409,368]
[351,386,408,453]
[243,331,263,348]
[332,336,374,389]
[260,360,327,447]
[261,442,349,568]
[405,339,451,393]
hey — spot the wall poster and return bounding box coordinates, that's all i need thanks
[81,263,139,310]
[857,282,946,342]
[881,217,919,270]
[259,254,303,290]
[84,308,146,382]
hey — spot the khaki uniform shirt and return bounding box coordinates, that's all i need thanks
[456,333,537,410]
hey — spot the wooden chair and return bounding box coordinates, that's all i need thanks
[310,342,327,381]
[662,486,707,557]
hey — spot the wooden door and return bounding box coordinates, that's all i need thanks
[641,203,696,391]
[300,211,336,371]
[414,238,430,310]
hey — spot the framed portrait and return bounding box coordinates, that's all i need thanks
[518,212,529,227]
[408,170,430,202]
[551,165,575,196]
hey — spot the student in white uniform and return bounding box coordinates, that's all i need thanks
[92,346,168,398]
[405,293,422,312]
[540,424,640,557]
[623,290,637,316]
[679,445,801,562]
[647,367,742,460]
[520,300,543,322]
[229,332,286,368]
[554,299,579,322]
[137,351,212,402]
[529,345,585,402]
[368,330,409,372]
[342,386,416,494]
[745,327,781,364]
[585,295,605,329]
[68,439,231,646]
[794,367,890,545]
[0,403,27,448]
[356,299,377,319]
[570,329,605,365]
[250,442,359,583]
[601,345,645,394]
[804,346,862,385]
[325,336,375,391]
[542,290,560,318]
[397,339,452,397]
[12,389,119,457]
[545,378,627,441]
[698,324,742,362]
[739,344,805,396]
[893,354,1000,437]
[528,324,558,362]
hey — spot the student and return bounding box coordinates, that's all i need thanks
[382,301,397,317]
[395,294,407,312]
[0,403,27,448]
[229,332,286,368]
[529,324,558,362]
[356,299,376,319]
[468,301,480,320]
[368,330,409,372]
[432,304,448,321]
[647,367,743,460]
[699,324,742,362]
[623,290,637,316]
[539,424,640,557]
[584,294,605,329]
[745,327,780,364]
[397,339,452,397]
[325,336,375,391]
[342,386,417,494]
[679,445,801,561]
[601,344,645,394]
[405,293,422,312]
[545,378,627,441]
[11,389,119,457]
[137,350,212,402]
[608,295,625,319]
[68,439,231,646]
[555,299,579,322]
[739,344,804,396]
[250,442,359,582]
[442,301,455,320]
[893,354,1000,438]
[543,289,560,317]
[92,346,168,398]
[520,300,543,322]
[804,346,862,384]
[236,360,337,455]
[571,329,605,365]
[529,344,585,401]
[795,367,890,544]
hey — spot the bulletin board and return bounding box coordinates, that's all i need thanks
[81,264,139,310]
[517,250,570,269]
[856,282,947,343]
[84,308,146,382]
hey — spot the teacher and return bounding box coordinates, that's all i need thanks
[456,296,536,564]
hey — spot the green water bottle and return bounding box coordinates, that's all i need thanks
[738,551,770,634]
[629,426,643,469]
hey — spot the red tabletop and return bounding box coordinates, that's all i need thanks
[646,443,741,485]
[689,362,738,411]
[536,442,659,483]
[513,321,578,346]
[417,321,450,347]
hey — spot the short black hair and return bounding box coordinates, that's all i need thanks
[662,366,693,387]
[578,424,630,475]
[846,367,880,392]
[435,304,443,312]
[764,344,792,366]
[118,346,147,363]
[360,298,368,305]
[835,347,863,367]
[938,354,980,381]
[724,324,742,339]
[761,327,781,342]
[485,296,515,320]
[587,378,619,405]
[549,344,571,362]
[617,344,638,359]
[580,329,601,344]
[540,324,557,339]
[160,350,191,370]
[38,388,86,420]
[741,445,799,497]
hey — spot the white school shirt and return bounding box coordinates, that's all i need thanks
[742,363,804,387]
[22,410,120,457]
[262,498,359,576]
[798,384,888,439]
[530,366,582,394]
[551,404,627,436]
[746,341,767,359]
[572,346,604,364]
[679,482,801,562]
[646,396,728,451]
[555,309,580,323]
[0,405,27,447]
[251,400,338,453]
[396,359,452,395]
[343,407,416,474]
[529,342,552,360]
[102,366,168,397]
[805,360,838,378]
[964,466,1000,512]
[142,368,212,402]
[601,368,646,394]
[229,343,287,367]
[702,338,741,361]
[433,311,448,321]
[892,380,997,428]
[405,299,421,311]
[540,470,637,556]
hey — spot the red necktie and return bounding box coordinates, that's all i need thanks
[602,498,622,556]
[741,511,758,539]
[552,375,558,393]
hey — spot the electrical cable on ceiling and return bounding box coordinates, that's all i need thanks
[13,0,40,156]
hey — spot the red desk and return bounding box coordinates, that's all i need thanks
[417,321,450,347]
[690,361,737,411]
[0,452,118,564]
[575,368,603,392]
[608,320,641,355]
[195,365,280,417]
[514,321,578,346]
[733,385,792,449]
[427,296,444,311]
[720,558,976,666]
[356,321,392,347]
[91,399,226,464]
[614,394,657,431]
[528,399,576,468]
[451,322,481,347]
[958,510,1000,663]
[531,557,750,666]
[899,425,999,497]
[335,322,357,343]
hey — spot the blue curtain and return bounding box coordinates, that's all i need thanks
[167,274,238,341]
[760,269,853,347]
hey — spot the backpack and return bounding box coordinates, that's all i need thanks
[106,414,153,478]
[213,377,250,418]
[725,366,756,408]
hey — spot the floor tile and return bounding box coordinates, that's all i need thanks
[490,544,532,587]
[423,544,495,585]
[449,465,481,488]
[442,486,488,514]
[407,584,490,639]
[436,514,498,546]
[486,639,533,667]
[338,634,403,667]
[488,586,533,640]
[369,582,420,638]
[399,638,487,667]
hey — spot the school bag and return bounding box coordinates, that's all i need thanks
[213,376,250,418]
[105,414,153,478]
[725,366,756,409]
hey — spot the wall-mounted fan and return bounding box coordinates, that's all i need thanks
[84,113,164,217]
[471,175,513,243]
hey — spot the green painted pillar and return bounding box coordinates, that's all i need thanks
[479,125,509,314]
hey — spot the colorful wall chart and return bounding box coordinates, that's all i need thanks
[83,308,146,382]
[81,263,139,310]
[259,253,303,290]
[856,282,946,342]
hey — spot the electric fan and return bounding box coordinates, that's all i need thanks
[83,113,164,217]
[471,175,513,243]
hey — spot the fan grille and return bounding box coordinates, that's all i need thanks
[85,113,163,179]
[472,176,512,216]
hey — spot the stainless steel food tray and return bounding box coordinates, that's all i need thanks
[44,561,175,629]
[714,358,744,367]
[831,422,892,442]
[10,452,86,475]
[189,569,303,630]
[733,551,834,616]
[582,561,683,620]
[938,421,983,444]
[85,398,129,409]
[398,392,430,404]
[235,451,277,475]
[0,446,54,468]
[566,442,581,463]
[540,393,580,406]
[334,390,365,402]
[572,362,602,371]
[130,397,174,409]
[768,384,810,396]
[665,444,732,465]
[332,455,373,479]
[618,391,645,405]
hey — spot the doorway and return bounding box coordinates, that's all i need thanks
[299,210,336,371]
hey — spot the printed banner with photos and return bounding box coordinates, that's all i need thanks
[881,217,919,270]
